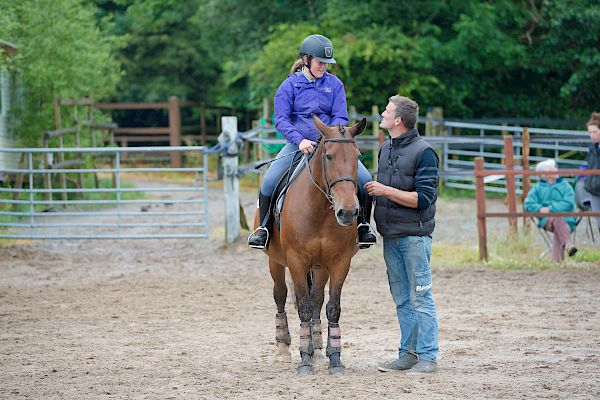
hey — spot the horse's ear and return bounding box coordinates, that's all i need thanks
[312,114,334,137]
[349,118,367,137]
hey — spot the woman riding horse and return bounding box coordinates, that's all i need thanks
[256,114,367,375]
[247,34,376,250]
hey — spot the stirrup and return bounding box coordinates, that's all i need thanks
[248,226,269,249]
[357,223,376,248]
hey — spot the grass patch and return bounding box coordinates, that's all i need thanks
[432,243,480,265]
[572,248,600,264]
[433,233,599,269]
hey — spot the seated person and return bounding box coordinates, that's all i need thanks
[524,159,578,262]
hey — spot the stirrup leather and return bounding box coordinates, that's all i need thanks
[248,226,269,249]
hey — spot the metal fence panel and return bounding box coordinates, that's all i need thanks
[0,146,209,239]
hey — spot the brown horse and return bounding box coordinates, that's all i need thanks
[254,115,367,375]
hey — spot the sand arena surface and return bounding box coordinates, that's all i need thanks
[1,186,599,399]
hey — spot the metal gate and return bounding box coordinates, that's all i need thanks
[0,146,208,239]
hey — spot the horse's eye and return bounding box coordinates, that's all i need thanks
[325,154,333,160]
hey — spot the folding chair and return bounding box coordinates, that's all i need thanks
[574,178,597,244]
[529,216,553,260]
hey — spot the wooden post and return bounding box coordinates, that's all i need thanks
[42,133,52,202]
[200,102,207,145]
[168,96,182,168]
[432,107,445,194]
[53,99,68,202]
[12,153,26,211]
[475,157,488,261]
[434,107,442,135]
[504,135,518,237]
[258,98,270,187]
[73,105,83,196]
[522,127,531,233]
[425,107,443,136]
[216,109,222,138]
[349,105,356,125]
[372,105,380,172]
[222,116,240,243]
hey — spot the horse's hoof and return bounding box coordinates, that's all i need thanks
[328,365,346,375]
[275,343,291,363]
[297,365,314,375]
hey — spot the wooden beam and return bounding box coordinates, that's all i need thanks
[503,135,518,236]
[168,96,182,168]
[475,157,488,261]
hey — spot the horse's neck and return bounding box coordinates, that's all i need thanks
[302,149,331,209]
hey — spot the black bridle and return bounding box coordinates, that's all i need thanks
[306,126,357,204]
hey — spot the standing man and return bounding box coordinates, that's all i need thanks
[364,95,439,374]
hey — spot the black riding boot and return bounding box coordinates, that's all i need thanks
[357,189,376,248]
[248,193,272,249]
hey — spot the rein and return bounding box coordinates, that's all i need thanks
[306,126,357,205]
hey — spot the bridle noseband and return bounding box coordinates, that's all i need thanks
[306,125,357,204]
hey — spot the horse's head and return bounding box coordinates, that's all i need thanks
[312,115,367,226]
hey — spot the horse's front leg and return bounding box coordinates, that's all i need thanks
[289,263,314,375]
[309,268,328,364]
[326,261,351,375]
[269,259,291,363]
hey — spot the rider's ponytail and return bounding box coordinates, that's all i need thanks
[290,58,304,74]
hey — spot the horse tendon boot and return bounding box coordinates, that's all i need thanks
[311,319,325,363]
[297,321,314,375]
[326,322,345,375]
[275,312,291,362]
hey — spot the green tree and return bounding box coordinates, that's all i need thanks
[99,0,219,103]
[94,0,600,121]
[0,0,121,146]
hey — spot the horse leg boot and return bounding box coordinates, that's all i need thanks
[309,268,327,364]
[275,312,292,362]
[357,188,376,249]
[327,322,345,375]
[275,311,292,362]
[248,193,272,249]
[297,321,314,375]
[311,319,325,364]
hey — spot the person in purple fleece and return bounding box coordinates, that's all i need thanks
[248,34,376,250]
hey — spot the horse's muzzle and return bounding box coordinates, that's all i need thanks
[336,207,359,226]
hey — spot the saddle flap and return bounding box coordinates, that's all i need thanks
[273,153,307,229]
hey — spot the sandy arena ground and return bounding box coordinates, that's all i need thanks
[1,184,599,399]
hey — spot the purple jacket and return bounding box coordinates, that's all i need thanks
[274,71,348,145]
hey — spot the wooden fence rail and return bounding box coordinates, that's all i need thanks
[55,97,239,168]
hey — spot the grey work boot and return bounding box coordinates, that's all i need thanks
[406,359,438,374]
[377,353,418,372]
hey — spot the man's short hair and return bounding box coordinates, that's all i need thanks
[389,95,419,129]
[535,159,557,172]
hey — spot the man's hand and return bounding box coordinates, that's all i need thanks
[364,181,388,196]
[299,139,317,154]
[540,207,550,213]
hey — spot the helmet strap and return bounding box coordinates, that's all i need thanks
[304,55,318,79]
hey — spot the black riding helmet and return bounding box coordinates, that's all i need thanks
[299,34,336,64]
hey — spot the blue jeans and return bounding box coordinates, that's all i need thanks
[261,143,372,197]
[383,235,438,362]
